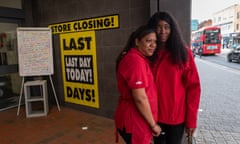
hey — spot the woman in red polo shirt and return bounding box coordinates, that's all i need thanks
[148,12,201,144]
[114,25,161,144]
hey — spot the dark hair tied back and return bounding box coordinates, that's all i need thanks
[116,25,158,70]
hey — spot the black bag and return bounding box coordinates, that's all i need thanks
[182,136,196,144]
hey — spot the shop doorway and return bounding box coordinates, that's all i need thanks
[0,22,22,111]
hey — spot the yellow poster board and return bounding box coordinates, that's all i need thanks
[60,31,99,108]
[49,14,119,34]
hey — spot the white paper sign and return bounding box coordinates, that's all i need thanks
[17,27,54,76]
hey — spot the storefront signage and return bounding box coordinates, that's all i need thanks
[60,31,99,108]
[49,14,120,108]
[48,14,119,34]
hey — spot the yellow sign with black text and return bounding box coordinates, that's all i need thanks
[49,14,119,34]
[60,31,99,108]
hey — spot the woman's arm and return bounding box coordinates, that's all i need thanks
[132,88,161,136]
[184,49,201,129]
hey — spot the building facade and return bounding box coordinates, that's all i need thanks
[212,4,240,48]
[0,0,191,118]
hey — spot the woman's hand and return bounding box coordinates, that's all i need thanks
[151,124,162,136]
[186,128,196,137]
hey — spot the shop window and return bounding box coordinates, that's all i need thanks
[0,23,21,111]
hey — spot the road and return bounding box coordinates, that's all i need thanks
[194,52,240,144]
[196,48,240,71]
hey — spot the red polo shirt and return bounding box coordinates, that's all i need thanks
[115,48,158,144]
[152,48,201,128]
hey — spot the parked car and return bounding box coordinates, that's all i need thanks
[227,47,240,63]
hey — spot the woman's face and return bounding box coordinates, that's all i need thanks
[136,32,157,57]
[156,20,171,43]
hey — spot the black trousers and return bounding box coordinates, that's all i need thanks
[153,122,185,144]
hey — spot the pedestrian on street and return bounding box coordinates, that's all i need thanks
[147,11,201,144]
[114,25,162,144]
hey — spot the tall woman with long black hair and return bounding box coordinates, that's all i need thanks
[148,11,201,144]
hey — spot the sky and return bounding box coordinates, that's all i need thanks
[191,0,240,22]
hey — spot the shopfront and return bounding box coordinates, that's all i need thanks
[0,0,23,111]
[0,0,191,118]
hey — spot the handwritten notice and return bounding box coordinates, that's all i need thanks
[17,27,53,76]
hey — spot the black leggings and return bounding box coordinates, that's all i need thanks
[117,128,132,144]
[153,122,185,144]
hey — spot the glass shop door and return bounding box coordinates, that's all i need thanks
[0,23,21,111]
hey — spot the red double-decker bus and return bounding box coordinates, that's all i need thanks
[191,26,222,55]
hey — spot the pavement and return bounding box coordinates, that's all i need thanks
[194,52,240,144]
[0,106,125,144]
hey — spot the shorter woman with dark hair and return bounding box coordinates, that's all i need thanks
[148,11,201,144]
[114,25,161,144]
